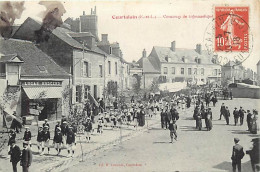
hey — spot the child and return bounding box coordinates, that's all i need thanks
[37,126,43,153]
[66,126,75,157]
[84,118,92,142]
[97,119,103,134]
[41,126,50,155]
[53,127,63,155]
[23,126,32,148]
[169,120,177,143]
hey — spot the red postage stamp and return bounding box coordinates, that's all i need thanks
[214,6,249,52]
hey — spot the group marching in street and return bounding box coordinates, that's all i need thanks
[5,89,259,172]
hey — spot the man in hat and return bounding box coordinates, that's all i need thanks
[247,110,253,131]
[246,138,260,172]
[233,107,239,126]
[37,126,43,154]
[8,130,16,151]
[231,138,245,172]
[219,103,226,120]
[23,126,32,148]
[225,106,230,125]
[41,125,50,155]
[8,140,21,172]
[238,107,245,125]
[43,119,50,130]
[84,118,92,142]
[66,126,75,157]
[53,127,63,155]
[20,141,32,172]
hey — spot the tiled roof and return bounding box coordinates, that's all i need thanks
[152,46,215,64]
[143,57,160,74]
[0,38,69,78]
[68,32,95,38]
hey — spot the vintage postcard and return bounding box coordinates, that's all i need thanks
[0,0,259,172]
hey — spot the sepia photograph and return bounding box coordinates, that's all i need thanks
[0,0,259,171]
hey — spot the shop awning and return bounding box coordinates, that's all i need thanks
[23,87,63,99]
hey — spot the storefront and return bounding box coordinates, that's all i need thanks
[21,80,63,121]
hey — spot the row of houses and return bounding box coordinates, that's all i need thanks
[0,8,131,122]
[131,41,258,89]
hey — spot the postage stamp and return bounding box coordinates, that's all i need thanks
[203,6,253,66]
[214,6,249,52]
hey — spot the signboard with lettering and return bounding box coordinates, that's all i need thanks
[21,81,62,86]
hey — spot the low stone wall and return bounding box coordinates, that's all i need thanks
[232,87,260,99]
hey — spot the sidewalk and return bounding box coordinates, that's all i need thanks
[0,114,160,172]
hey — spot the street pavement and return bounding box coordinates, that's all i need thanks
[64,98,260,172]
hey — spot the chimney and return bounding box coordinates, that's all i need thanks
[94,6,96,15]
[142,49,146,58]
[85,36,96,49]
[91,8,93,15]
[83,11,85,15]
[101,34,108,42]
[196,44,202,54]
[171,41,175,51]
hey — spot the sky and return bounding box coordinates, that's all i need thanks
[13,0,260,71]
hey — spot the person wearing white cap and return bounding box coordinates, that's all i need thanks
[84,118,92,142]
[23,126,32,148]
[43,119,50,130]
[41,125,50,155]
[53,127,62,155]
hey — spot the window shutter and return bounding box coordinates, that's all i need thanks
[89,62,92,77]
[81,60,84,77]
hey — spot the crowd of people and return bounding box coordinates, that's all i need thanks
[5,89,260,172]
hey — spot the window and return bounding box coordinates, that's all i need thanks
[84,85,90,100]
[182,56,185,62]
[0,63,6,75]
[181,68,184,75]
[188,68,192,75]
[194,68,197,75]
[99,65,103,77]
[218,69,221,75]
[108,61,111,74]
[172,67,175,74]
[163,67,168,74]
[83,61,91,77]
[115,62,117,75]
[201,68,204,75]
[165,56,168,62]
[214,69,218,76]
[109,47,112,54]
[76,85,82,103]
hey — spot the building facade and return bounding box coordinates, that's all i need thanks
[136,41,221,88]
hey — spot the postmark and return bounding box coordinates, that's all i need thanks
[203,6,253,66]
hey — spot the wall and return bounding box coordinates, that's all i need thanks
[73,49,105,102]
[160,63,221,83]
[232,87,260,99]
[105,55,121,90]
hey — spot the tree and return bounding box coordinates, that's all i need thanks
[132,74,142,95]
[149,78,160,94]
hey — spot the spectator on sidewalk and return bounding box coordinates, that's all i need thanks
[247,110,253,131]
[246,138,260,172]
[8,140,21,172]
[37,126,43,154]
[8,130,16,151]
[23,126,32,148]
[206,108,213,131]
[20,141,32,172]
[231,138,244,172]
[66,126,76,157]
[97,118,103,134]
[41,126,50,155]
[53,127,63,155]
